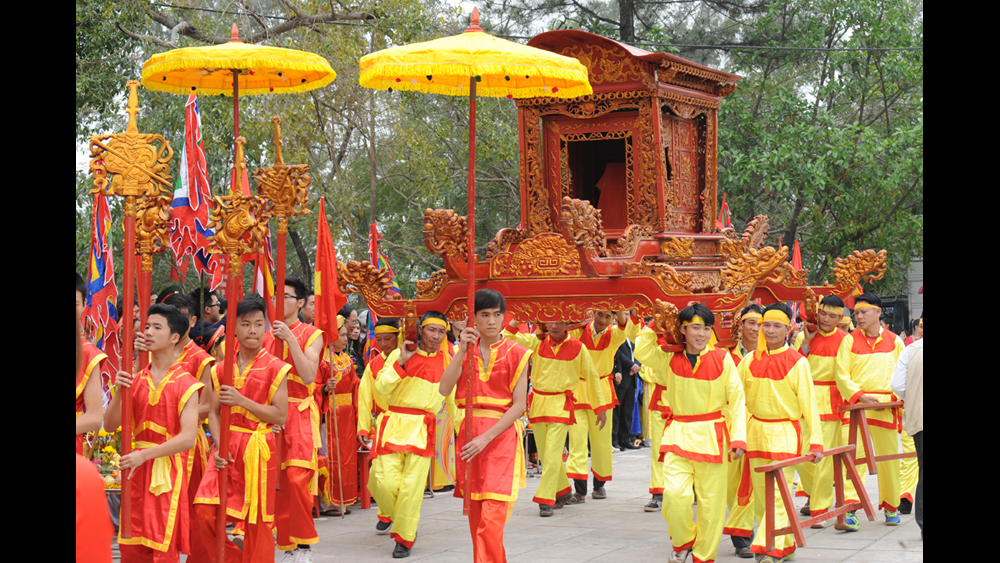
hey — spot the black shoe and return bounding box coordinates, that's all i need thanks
[392,542,411,558]
[539,504,554,517]
[376,520,392,535]
[898,498,912,514]
[623,442,640,450]
[592,487,607,500]
[554,492,571,509]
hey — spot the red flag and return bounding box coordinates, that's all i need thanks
[844,283,864,309]
[790,240,803,321]
[314,197,348,349]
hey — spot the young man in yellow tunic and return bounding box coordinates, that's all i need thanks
[738,303,824,563]
[374,311,456,558]
[722,303,762,558]
[441,289,532,563]
[357,317,400,533]
[794,295,850,526]
[634,304,747,563]
[834,293,906,530]
[261,278,325,562]
[566,310,629,501]
[503,318,602,516]
[105,304,204,562]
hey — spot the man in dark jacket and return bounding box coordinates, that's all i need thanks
[612,338,641,450]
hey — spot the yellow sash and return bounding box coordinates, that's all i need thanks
[232,423,271,524]
[135,440,174,496]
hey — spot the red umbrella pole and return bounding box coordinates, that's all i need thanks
[274,222,286,491]
[137,268,151,370]
[217,253,239,561]
[120,211,136,539]
[462,75,477,517]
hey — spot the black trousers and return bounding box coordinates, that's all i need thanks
[913,430,923,531]
[612,378,636,445]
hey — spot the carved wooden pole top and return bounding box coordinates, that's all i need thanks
[125,80,141,136]
[233,136,247,195]
[466,7,483,33]
[271,116,284,166]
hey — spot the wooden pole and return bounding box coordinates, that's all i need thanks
[329,362,346,519]
[275,220,286,491]
[461,75,477,517]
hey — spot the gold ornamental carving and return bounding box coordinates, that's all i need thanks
[832,249,888,290]
[135,195,173,272]
[520,107,553,236]
[486,228,525,260]
[490,234,582,278]
[254,117,312,234]
[206,137,270,265]
[614,224,653,258]
[802,287,820,322]
[623,258,693,295]
[560,197,607,257]
[415,270,450,300]
[560,44,646,86]
[718,238,788,305]
[651,299,682,343]
[634,97,660,229]
[507,296,650,324]
[337,260,398,308]
[423,209,469,260]
[660,236,694,260]
[89,81,174,215]
[741,215,770,250]
[768,260,810,286]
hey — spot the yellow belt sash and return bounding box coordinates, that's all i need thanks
[470,409,525,521]
[135,440,174,496]
[232,423,272,524]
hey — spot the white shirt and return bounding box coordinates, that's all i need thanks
[890,338,923,397]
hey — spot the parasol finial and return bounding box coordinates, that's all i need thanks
[466,7,483,33]
[229,23,241,43]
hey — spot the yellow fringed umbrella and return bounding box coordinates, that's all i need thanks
[140,25,335,561]
[359,6,592,517]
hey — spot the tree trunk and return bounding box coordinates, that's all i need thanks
[289,228,313,287]
[619,0,635,43]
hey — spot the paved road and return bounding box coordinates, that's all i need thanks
[115,442,922,562]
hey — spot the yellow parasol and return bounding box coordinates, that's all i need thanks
[359,6,591,516]
[140,25,335,560]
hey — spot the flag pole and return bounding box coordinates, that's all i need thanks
[462,75,477,517]
[329,360,346,519]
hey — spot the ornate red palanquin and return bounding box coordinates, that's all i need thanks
[340,30,887,343]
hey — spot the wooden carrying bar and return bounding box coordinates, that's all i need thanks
[841,400,918,475]
[754,444,876,552]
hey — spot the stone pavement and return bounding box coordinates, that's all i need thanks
[118,444,921,562]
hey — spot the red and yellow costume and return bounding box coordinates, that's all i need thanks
[634,324,673,497]
[374,335,454,548]
[260,322,324,550]
[738,311,823,560]
[117,364,204,562]
[721,344,755,544]
[193,350,290,563]
[454,337,532,563]
[566,319,630,485]
[323,348,359,507]
[77,339,109,454]
[635,325,746,563]
[357,348,391,521]
[834,323,905,512]
[172,340,215,563]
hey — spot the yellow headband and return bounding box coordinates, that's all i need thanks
[420,317,449,329]
[741,312,762,322]
[682,316,706,326]
[854,302,880,310]
[819,304,844,315]
[337,315,346,330]
[918,318,923,327]
[374,325,400,334]
[757,309,790,355]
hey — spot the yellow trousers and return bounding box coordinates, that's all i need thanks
[899,430,917,505]
[661,452,728,563]
[649,414,667,494]
[373,451,431,547]
[369,455,393,524]
[803,420,845,515]
[723,452,754,539]
[566,408,613,483]
[531,422,572,505]
[749,459,797,559]
[794,418,815,501]
[842,423,901,512]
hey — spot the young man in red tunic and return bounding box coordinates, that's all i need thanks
[77,273,109,453]
[193,298,291,563]
[104,303,204,562]
[440,289,531,563]
[260,278,325,562]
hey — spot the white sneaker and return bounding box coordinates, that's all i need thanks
[280,549,300,563]
[668,548,691,563]
[296,549,314,562]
